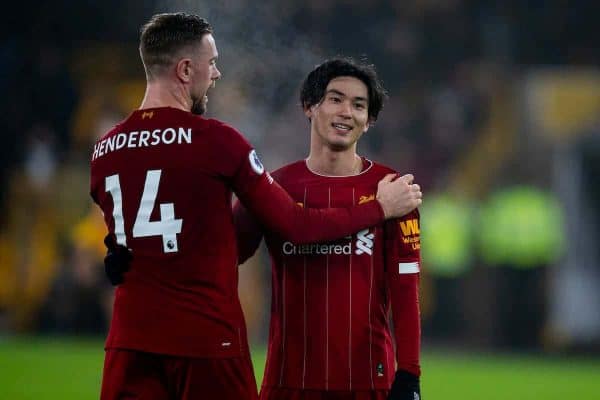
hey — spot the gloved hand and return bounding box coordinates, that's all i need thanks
[103,234,132,285]
[387,370,421,400]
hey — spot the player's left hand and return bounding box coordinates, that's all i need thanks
[387,369,421,400]
[376,173,422,219]
[103,234,132,285]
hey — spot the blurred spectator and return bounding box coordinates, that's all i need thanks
[420,193,476,342]
[23,124,58,192]
[37,243,111,335]
[479,186,566,348]
[37,209,111,335]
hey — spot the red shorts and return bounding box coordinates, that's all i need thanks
[101,349,258,400]
[259,387,388,400]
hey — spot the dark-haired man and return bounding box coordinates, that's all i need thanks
[90,13,421,400]
[234,58,422,400]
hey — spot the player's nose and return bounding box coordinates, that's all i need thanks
[213,67,222,80]
[339,101,352,118]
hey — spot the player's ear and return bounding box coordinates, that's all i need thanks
[304,103,315,119]
[176,58,193,83]
[363,120,371,133]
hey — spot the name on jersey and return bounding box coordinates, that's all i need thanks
[282,229,374,256]
[92,127,192,160]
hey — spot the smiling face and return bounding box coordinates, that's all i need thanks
[305,76,370,152]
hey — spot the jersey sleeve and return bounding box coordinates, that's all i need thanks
[384,209,421,377]
[232,200,264,264]
[216,123,386,244]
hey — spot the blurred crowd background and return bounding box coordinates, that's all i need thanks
[1,0,599,356]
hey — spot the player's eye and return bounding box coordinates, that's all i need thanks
[354,103,366,110]
[329,96,342,103]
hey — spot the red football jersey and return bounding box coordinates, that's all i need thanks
[234,159,421,391]
[89,107,386,358]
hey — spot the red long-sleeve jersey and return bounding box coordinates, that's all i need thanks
[89,107,386,358]
[234,159,421,391]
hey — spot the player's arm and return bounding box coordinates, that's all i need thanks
[231,152,420,245]
[384,210,422,399]
[232,200,264,264]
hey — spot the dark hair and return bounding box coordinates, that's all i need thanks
[300,57,388,122]
[139,13,213,79]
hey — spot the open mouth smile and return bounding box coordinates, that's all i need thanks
[332,122,352,132]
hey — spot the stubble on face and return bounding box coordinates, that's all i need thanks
[191,95,207,115]
[190,34,219,115]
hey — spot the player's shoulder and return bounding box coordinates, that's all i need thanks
[270,160,306,182]
[366,160,420,219]
[203,117,237,132]
[203,118,250,146]
[361,159,397,184]
[96,124,118,144]
[95,113,129,144]
[368,159,397,177]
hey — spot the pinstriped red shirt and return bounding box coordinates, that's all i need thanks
[90,108,386,358]
[234,158,421,391]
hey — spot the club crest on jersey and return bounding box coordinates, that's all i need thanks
[248,150,265,175]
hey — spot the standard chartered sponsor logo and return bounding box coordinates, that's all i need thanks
[355,229,374,255]
[282,229,375,256]
[282,241,352,255]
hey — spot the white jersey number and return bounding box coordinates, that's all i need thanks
[105,170,183,253]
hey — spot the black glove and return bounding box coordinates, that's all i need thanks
[388,370,421,400]
[103,234,132,285]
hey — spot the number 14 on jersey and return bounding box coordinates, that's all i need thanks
[105,169,183,253]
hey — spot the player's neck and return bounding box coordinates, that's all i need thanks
[140,81,192,112]
[306,146,362,177]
